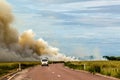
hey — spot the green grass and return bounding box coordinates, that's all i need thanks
[0,62,40,77]
[64,61,120,79]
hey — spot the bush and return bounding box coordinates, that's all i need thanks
[0,69,8,76]
[87,65,101,74]
[21,63,36,69]
[64,62,85,70]
[64,62,76,69]
[106,72,111,76]
[0,64,18,70]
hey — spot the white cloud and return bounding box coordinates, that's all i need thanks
[61,0,120,10]
[35,0,80,4]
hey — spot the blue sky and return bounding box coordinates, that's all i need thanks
[7,0,120,58]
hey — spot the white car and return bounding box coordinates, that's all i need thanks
[41,58,49,66]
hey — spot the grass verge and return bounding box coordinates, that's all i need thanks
[64,61,120,79]
[0,61,40,77]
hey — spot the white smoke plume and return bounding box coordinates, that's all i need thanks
[19,30,75,61]
[0,0,75,61]
[73,47,104,60]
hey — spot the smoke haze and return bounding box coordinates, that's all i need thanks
[0,0,75,61]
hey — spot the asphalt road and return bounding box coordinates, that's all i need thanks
[13,64,119,80]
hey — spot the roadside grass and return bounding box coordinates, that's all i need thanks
[0,62,40,77]
[64,61,120,79]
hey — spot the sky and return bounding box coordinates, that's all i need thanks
[7,0,120,59]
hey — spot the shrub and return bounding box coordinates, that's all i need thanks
[0,69,8,76]
[106,72,111,76]
[88,65,101,74]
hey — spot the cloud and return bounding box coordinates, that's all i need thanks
[31,0,120,12]
[35,0,90,4]
[10,0,120,28]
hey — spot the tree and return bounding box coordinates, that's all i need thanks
[103,56,120,61]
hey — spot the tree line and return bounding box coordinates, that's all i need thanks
[103,56,120,61]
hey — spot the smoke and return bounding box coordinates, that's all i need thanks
[19,30,58,56]
[19,30,76,61]
[0,0,19,61]
[0,0,75,61]
[0,0,17,45]
[73,47,104,60]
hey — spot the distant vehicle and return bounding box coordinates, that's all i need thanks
[41,57,49,66]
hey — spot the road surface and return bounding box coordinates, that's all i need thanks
[13,64,119,80]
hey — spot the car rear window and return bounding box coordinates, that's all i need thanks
[42,59,48,61]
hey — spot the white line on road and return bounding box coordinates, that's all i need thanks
[8,73,17,80]
[57,75,61,78]
[52,72,55,74]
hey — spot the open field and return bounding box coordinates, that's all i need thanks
[0,62,40,77]
[64,61,120,79]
